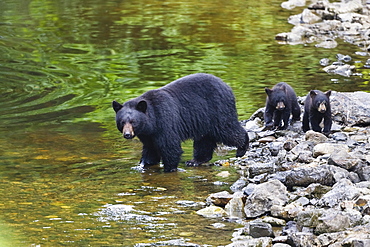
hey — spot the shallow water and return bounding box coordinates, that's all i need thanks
[0,0,369,246]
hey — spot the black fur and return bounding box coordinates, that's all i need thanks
[264,82,301,130]
[302,90,332,135]
[113,73,249,172]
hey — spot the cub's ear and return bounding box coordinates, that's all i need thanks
[309,90,317,97]
[112,101,123,113]
[325,90,332,97]
[265,88,272,96]
[136,100,147,113]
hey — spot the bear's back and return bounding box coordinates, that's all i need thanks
[163,73,232,99]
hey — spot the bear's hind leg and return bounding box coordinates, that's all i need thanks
[186,136,216,167]
[159,141,183,172]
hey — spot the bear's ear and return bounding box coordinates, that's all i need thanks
[325,90,332,97]
[136,100,147,113]
[265,88,272,95]
[112,101,123,113]
[309,90,317,97]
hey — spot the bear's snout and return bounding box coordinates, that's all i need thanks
[123,123,135,139]
[276,101,285,110]
[318,102,326,113]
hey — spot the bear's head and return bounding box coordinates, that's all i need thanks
[310,90,331,113]
[112,100,149,139]
[265,87,286,111]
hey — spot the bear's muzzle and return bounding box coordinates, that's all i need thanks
[123,123,135,139]
[276,101,285,110]
[318,102,326,113]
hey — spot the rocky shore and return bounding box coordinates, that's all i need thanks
[275,0,370,50]
[196,91,370,247]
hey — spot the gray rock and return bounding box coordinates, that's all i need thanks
[318,179,361,208]
[328,149,361,170]
[270,164,335,188]
[286,232,320,247]
[314,208,363,234]
[244,180,289,218]
[305,130,328,144]
[331,91,370,126]
[225,192,246,219]
[296,208,325,228]
[225,237,273,247]
[230,176,248,192]
[196,205,227,218]
[249,161,277,178]
[332,132,348,142]
[313,143,349,158]
[249,221,274,238]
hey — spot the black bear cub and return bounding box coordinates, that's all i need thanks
[113,73,249,172]
[264,82,301,130]
[302,90,332,135]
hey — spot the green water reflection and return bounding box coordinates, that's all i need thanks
[0,0,369,246]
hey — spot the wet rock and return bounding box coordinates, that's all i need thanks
[322,63,355,77]
[281,0,306,10]
[249,221,274,238]
[196,205,227,218]
[206,191,232,207]
[244,180,289,218]
[230,176,248,192]
[225,237,273,247]
[135,238,200,247]
[288,9,321,25]
[225,192,246,219]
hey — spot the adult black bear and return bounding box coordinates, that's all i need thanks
[302,90,332,135]
[264,82,301,130]
[112,73,249,172]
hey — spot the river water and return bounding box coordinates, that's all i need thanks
[0,0,369,246]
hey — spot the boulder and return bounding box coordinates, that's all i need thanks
[244,180,289,218]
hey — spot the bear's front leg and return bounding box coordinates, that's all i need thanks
[310,114,323,133]
[302,111,310,132]
[273,110,283,129]
[139,136,161,166]
[280,110,290,130]
[322,114,332,136]
[158,141,183,172]
[264,106,274,129]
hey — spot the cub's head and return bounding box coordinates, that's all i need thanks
[112,100,148,139]
[265,87,286,111]
[310,90,331,113]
